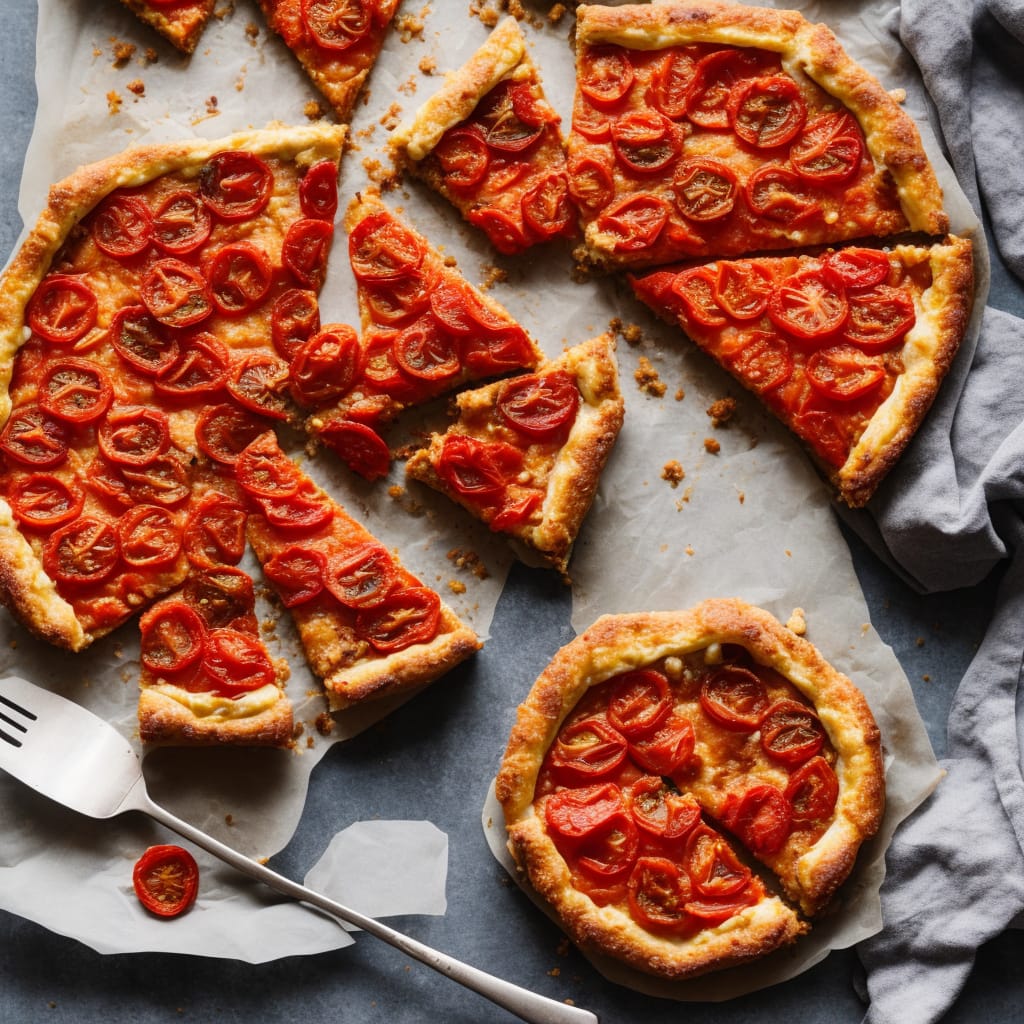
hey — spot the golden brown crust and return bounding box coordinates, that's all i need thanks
[405,334,625,576]
[496,599,884,969]
[137,686,294,747]
[119,0,216,54]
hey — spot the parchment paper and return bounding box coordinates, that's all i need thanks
[0,0,978,980]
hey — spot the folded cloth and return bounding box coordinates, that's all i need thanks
[850,1,1024,1021]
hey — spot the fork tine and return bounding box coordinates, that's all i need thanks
[0,692,34,747]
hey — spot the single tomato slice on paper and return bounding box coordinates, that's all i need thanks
[133,845,199,918]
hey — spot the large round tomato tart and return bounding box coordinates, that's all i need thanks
[495,599,884,979]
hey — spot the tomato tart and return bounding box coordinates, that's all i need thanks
[496,599,884,978]
[567,0,948,270]
[405,334,624,576]
[631,237,974,506]
[390,16,575,256]
[119,0,217,54]
[258,0,401,123]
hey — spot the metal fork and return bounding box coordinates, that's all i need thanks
[0,676,597,1024]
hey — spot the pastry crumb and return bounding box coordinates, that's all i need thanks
[661,460,685,488]
[608,317,644,346]
[397,8,428,41]
[448,547,489,580]
[126,78,145,96]
[245,21,260,43]
[448,579,467,595]
[707,396,737,427]
[786,607,807,635]
[106,91,123,115]
[548,3,568,24]
[224,813,234,827]
[480,264,508,291]
[380,101,403,131]
[634,356,667,397]
[315,712,335,737]
[111,40,136,68]
[419,55,437,75]
[703,437,720,454]
[304,99,327,121]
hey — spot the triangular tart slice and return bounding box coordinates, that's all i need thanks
[304,190,543,479]
[390,16,576,255]
[119,0,217,54]
[630,237,974,506]
[568,0,949,270]
[237,431,480,710]
[257,0,401,122]
[405,334,624,576]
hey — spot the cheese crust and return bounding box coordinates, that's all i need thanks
[118,0,216,54]
[496,599,884,974]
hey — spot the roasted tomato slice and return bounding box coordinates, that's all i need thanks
[566,154,615,213]
[7,473,84,530]
[522,173,574,241]
[627,777,702,841]
[578,45,635,106]
[151,190,212,255]
[628,713,695,775]
[686,48,767,129]
[545,783,625,841]
[671,266,728,328]
[610,110,679,174]
[790,112,865,184]
[202,628,277,697]
[154,332,230,397]
[627,856,694,932]
[349,210,424,282]
[362,265,437,328]
[474,80,546,153]
[288,323,361,406]
[141,259,213,329]
[0,407,69,468]
[283,218,334,290]
[37,358,114,425]
[596,194,671,253]
[207,241,273,315]
[184,491,247,569]
[117,504,183,569]
[721,782,793,856]
[43,515,120,585]
[263,545,326,607]
[256,481,334,533]
[354,586,442,653]
[270,288,321,361]
[435,434,522,503]
[301,0,371,52]
[110,305,178,377]
[90,193,153,259]
[699,665,769,731]
[760,698,826,766]
[433,126,490,190]
[228,353,291,421]
[723,330,794,393]
[466,207,528,256]
[727,74,806,148]
[744,163,821,224]
[605,668,673,738]
[806,344,886,401]
[235,432,302,499]
[195,403,266,466]
[673,158,738,222]
[549,717,629,784]
[714,260,773,320]
[824,247,892,290]
[140,600,207,673]
[574,810,640,882]
[182,567,255,631]
[199,150,274,222]
[324,542,397,609]
[27,275,98,345]
[785,755,839,824]
[299,159,339,221]
[497,369,579,442]
[684,822,752,899]
[133,845,199,918]
[317,418,391,481]
[648,48,701,120]
[767,266,848,341]
[841,285,916,351]
[393,315,461,381]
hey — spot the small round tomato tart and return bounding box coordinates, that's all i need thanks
[496,598,884,980]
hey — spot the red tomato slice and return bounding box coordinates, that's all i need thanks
[475,80,547,153]
[435,434,522,503]
[785,755,840,823]
[497,370,579,442]
[154,332,230,397]
[428,280,510,336]
[43,515,120,585]
[671,266,728,327]
[349,210,425,282]
[466,206,528,256]
[595,194,670,253]
[545,783,625,841]
[488,489,543,532]
[0,407,69,468]
[354,586,442,653]
[363,266,437,327]
[714,260,773,320]
[317,418,391,481]
[574,811,639,881]
[790,112,865,184]
[684,822,752,898]
[140,601,206,673]
[133,845,199,918]
[767,266,849,341]
[359,330,419,400]
[235,432,302,499]
[288,323,361,406]
[207,242,273,315]
[841,285,916,350]
[549,717,629,784]
[283,218,334,290]
[151,190,212,255]
[699,665,770,731]
[182,567,256,632]
[791,406,849,468]
[648,48,700,120]
[721,783,792,855]
[270,288,321,361]
[578,45,635,106]
[199,150,274,222]
[91,193,153,259]
[393,315,461,381]
[627,777,702,840]
[227,353,291,420]
[324,542,396,609]
[824,247,892,290]
[27,275,98,345]
[434,126,490,190]
[263,545,326,607]
[610,110,680,174]
[571,96,613,142]
[522,173,575,241]
[627,856,694,932]
[686,48,768,129]
[566,154,615,213]
[606,668,673,738]
[110,304,179,378]
[727,74,806,148]
[201,628,277,696]
[744,163,821,224]
[256,481,335,533]
[116,504,182,568]
[121,454,191,508]
[37,358,114,425]
[806,344,886,401]
[7,473,84,530]
[195,403,266,466]
[628,713,695,775]
[301,0,370,51]
[673,158,739,222]
[724,330,794,393]
[760,698,826,766]
[462,327,537,377]
[299,159,339,221]
[184,492,247,569]
[141,259,213,329]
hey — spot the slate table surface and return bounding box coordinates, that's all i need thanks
[0,2,1021,1022]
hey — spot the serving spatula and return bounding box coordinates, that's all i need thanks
[0,676,597,1024]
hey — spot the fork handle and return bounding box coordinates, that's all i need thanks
[133,783,597,1024]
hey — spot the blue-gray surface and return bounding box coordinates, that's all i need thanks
[0,3,1021,1023]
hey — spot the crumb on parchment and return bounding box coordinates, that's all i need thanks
[107,91,123,115]
[707,396,737,427]
[635,356,667,397]
[448,547,490,580]
[315,712,335,737]
[786,607,808,635]
[703,437,720,454]
[661,460,685,488]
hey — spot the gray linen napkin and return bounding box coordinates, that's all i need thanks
[844,1,1024,1021]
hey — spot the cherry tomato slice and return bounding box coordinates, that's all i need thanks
[824,248,892,290]
[359,330,419,400]
[349,210,424,282]
[699,665,769,730]
[790,112,864,184]
[235,432,302,499]
[184,491,247,569]
[744,163,821,224]
[791,406,849,468]
[288,323,361,406]
[686,49,767,129]
[841,285,916,351]
[317,418,391,481]
[393,315,461,381]
[301,0,371,51]
[574,810,639,881]
[283,218,334,290]
[627,776,702,840]
[182,567,256,632]
[37,358,114,425]
[579,45,635,106]
[151,190,213,255]
[263,545,326,607]
[605,669,672,738]
[324,542,396,609]
[121,454,192,508]
[362,265,436,328]
[723,330,794,393]
[628,713,695,775]
[228,353,291,420]
[566,154,615,213]
[195,403,266,466]
[611,111,679,174]
[785,755,839,823]
[671,266,728,328]
[43,515,120,586]
[434,126,490,190]
[627,856,694,932]
[428,280,506,337]
[522,173,575,241]
[154,332,230,398]
[549,717,628,784]
[721,783,792,855]
[27,275,98,345]
[767,266,848,341]
[133,845,199,918]
[497,370,579,442]
[649,48,700,120]
[90,193,153,259]
[271,288,321,361]
[545,783,624,841]
[299,159,339,221]
[466,206,529,256]
[714,260,773,320]
[760,698,826,766]
[140,599,207,673]
[596,194,670,253]
[199,150,274,222]
[207,242,273,315]
[202,628,277,696]
[141,259,213,329]
[462,327,537,377]
[7,473,84,530]
[806,344,886,401]
[571,95,613,142]
[435,434,522,503]
[474,81,546,153]
[116,504,183,568]
[354,586,442,653]
[0,407,69,468]
[727,74,806,148]
[489,489,543,532]
[256,481,335,533]
[110,305,179,377]
[684,822,752,898]
[673,158,738,222]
